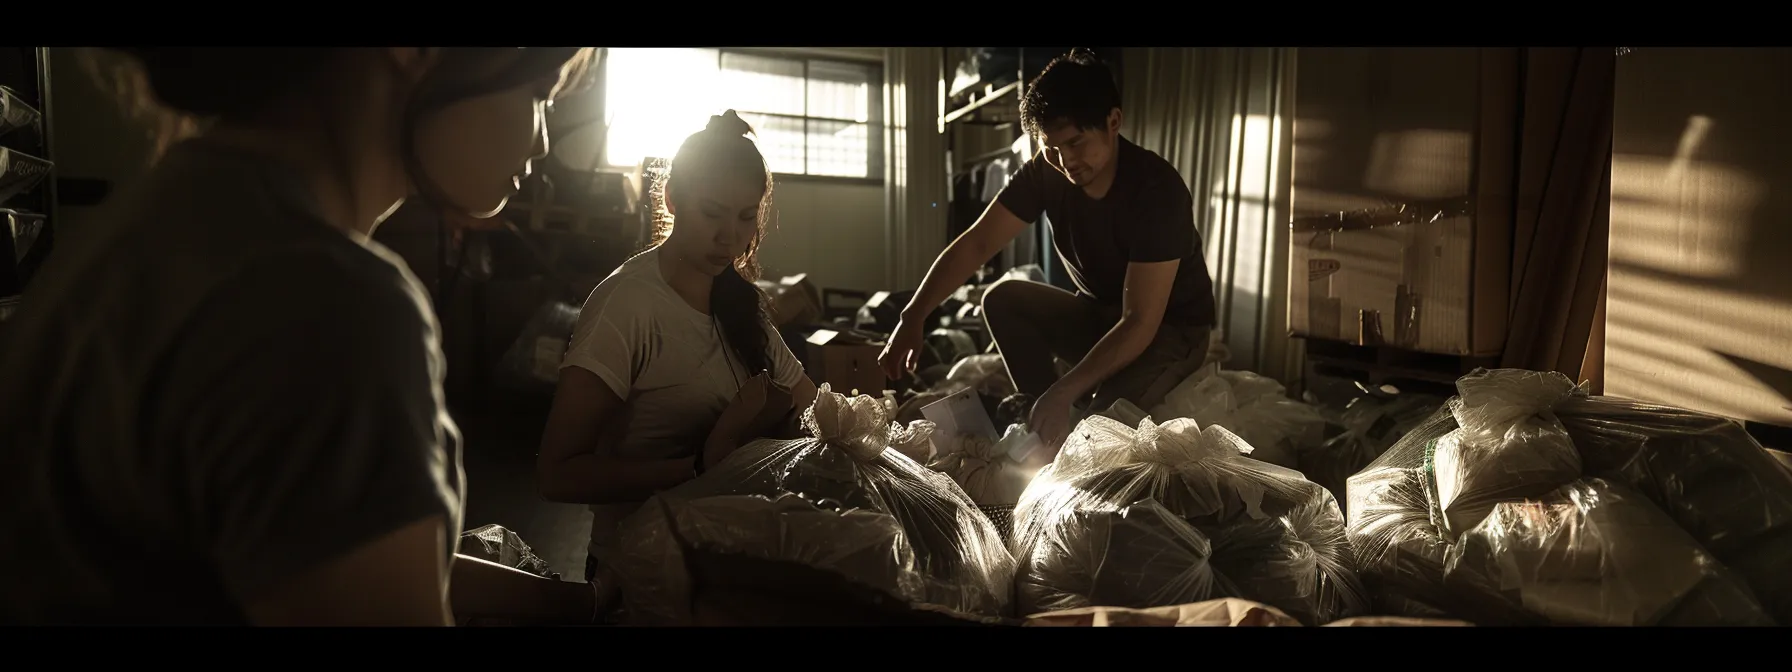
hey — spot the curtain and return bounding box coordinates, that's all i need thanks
[882,47,948,290]
[1120,48,1299,382]
[1491,48,1617,390]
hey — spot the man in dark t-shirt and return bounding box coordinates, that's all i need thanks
[879,49,1217,449]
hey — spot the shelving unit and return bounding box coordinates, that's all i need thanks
[938,48,1030,279]
[0,47,56,321]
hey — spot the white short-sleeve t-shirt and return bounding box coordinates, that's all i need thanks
[560,247,806,563]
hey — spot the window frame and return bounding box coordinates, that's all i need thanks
[602,47,886,186]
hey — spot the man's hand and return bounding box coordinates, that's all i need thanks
[877,319,926,381]
[1029,383,1079,452]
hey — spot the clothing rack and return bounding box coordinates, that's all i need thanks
[1,47,57,319]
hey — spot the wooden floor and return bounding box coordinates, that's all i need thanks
[456,397,592,579]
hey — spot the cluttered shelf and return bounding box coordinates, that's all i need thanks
[1,47,57,320]
[940,80,1022,129]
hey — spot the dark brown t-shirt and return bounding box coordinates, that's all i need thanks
[997,136,1216,327]
[0,141,464,625]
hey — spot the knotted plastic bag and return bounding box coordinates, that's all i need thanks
[612,384,1018,624]
[1013,414,1367,624]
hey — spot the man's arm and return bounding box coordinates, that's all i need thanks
[899,200,1031,325]
[1053,259,1182,400]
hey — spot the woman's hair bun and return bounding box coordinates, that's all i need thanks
[706,109,755,137]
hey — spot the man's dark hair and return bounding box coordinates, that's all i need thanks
[1020,48,1121,138]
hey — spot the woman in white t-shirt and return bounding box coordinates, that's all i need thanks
[536,110,819,589]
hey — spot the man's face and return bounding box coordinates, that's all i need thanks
[1038,112,1119,186]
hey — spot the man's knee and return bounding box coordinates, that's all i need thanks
[980,278,1053,327]
[979,278,1030,316]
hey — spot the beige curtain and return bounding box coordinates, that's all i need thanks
[1121,48,1299,382]
[882,47,948,290]
[1489,48,1616,390]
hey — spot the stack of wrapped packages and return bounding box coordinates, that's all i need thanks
[1011,413,1369,625]
[610,384,1019,625]
[1346,368,1792,626]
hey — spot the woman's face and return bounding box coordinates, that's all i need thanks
[666,174,765,277]
[411,63,568,218]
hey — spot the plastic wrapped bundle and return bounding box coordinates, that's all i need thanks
[928,424,1048,507]
[1149,365,1325,469]
[1301,388,1444,511]
[1553,395,1792,624]
[611,385,1017,625]
[1019,501,1218,614]
[1013,415,1367,624]
[1342,403,1466,617]
[1444,478,1773,626]
[1347,368,1789,625]
[1429,370,1586,539]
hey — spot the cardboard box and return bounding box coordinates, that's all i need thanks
[759,273,822,328]
[803,329,886,396]
[1289,48,1516,357]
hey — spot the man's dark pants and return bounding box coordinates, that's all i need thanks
[980,278,1210,414]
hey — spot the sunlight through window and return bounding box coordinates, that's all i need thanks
[604,48,880,179]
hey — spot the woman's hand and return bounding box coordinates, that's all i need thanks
[703,372,776,469]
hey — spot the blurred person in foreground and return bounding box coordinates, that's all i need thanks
[878,49,1217,451]
[0,47,602,626]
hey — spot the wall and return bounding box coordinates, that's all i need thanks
[757,177,887,291]
[734,47,891,293]
[1606,47,1792,426]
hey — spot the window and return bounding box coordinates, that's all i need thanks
[603,48,883,180]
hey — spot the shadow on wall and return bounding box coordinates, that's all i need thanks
[1605,47,1792,425]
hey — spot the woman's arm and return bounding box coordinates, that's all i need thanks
[536,367,698,505]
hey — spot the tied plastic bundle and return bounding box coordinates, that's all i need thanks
[1148,364,1326,469]
[1012,414,1368,625]
[612,384,1017,625]
[1446,478,1771,626]
[928,424,1048,507]
[1552,392,1792,624]
[1301,387,1443,511]
[1345,368,1783,625]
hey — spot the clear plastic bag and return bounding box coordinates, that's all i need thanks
[928,423,1047,507]
[611,384,1017,624]
[941,353,1014,399]
[1301,387,1444,512]
[1345,368,1788,625]
[1013,415,1367,625]
[1445,478,1772,626]
[1554,395,1792,624]
[1430,370,1586,539]
[458,524,559,580]
[1149,364,1325,469]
